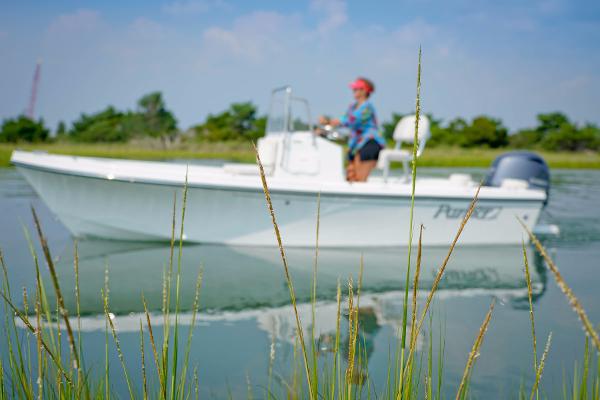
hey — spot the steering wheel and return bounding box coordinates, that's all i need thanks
[314,124,349,141]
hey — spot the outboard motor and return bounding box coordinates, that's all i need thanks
[484,151,550,205]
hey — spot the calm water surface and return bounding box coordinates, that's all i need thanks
[1,165,599,398]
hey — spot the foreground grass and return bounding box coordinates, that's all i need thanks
[2,142,600,169]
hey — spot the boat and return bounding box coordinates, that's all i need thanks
[11,86,553,247]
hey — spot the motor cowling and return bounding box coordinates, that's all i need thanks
[484,151,550,203]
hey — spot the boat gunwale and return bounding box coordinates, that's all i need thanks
[12,157,546,204]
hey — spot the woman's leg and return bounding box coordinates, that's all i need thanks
[346,161,356,181]
[346,154,358,181]
[354,160,377,181]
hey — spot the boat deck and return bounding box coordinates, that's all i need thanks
[11,150,546,201]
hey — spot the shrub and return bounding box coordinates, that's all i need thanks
[458,115,508,148]
[541,122,600,151]
[0,115,49,142]
[194,102,266,142]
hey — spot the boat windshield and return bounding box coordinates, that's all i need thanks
[266,86,312,135]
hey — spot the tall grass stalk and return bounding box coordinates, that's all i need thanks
[331,278,342,400]
[170,168,189,400]
[102,286,134,399]
[311,192,321,397]
[398,45,423,399]
[254,142,315,400]
[139,319,148,400]
[35,291,43,400]
[179,267,203,395]
[522,240,538,400]
[519,219,600,351]
[104,269,110,400]
[346,276,357,398]
[161,190,178,400]
[405,224,424,398]
[31,207,80,374]
[403,183,481,386]
[142,295,163,394]
[529,332,552,400]
[455,299,495,400]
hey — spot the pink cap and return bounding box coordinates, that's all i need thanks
[349,78,373,94]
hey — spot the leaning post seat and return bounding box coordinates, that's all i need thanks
[377,114,431,181]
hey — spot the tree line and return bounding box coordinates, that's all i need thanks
[2,91,599,152]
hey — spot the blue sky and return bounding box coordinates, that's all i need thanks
[1,0,599,132]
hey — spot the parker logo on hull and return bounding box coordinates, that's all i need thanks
[433,204,502,220]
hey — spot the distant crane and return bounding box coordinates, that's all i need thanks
[26,59,42,119]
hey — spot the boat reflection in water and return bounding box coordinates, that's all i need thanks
[50,240,546,352]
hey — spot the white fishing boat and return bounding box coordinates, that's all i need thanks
[11,87,552,247]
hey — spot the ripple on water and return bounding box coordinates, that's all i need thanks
[0,168,37,199]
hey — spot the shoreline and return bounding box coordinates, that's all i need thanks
[2,142,599,169]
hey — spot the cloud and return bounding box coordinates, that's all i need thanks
[162,0,230,16]
[310,0,347,35]
[503,17,538,32]
[47,9,103,35]
[559,75,592,91]
[129,17,168,39]
[393,19,437,44]
[537,0,565,14]
[202,11,300,62]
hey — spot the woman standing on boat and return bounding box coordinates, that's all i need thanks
[319,77,386,182]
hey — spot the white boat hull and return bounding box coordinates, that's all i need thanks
[13,152,544,247]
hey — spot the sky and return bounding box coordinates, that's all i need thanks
[1,0,599,132]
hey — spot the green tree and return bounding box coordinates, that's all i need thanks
[194,102,266,142]
[537,112,570,134]
[422,117,467,147]
[55,121,67,139]
[508,112,600,151]
[508,113,571,149]
[69,107,129,142]
[541,122,600,151]
[137,92,178,137]
[0,116,49,142]
[509,129,543,148]
[458,116,508,148]
[65,92,178,143]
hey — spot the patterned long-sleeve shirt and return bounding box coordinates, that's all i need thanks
[339,101,386,156]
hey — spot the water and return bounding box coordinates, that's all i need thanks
[1,165,599,398]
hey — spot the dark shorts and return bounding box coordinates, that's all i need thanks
[348,139,383,162]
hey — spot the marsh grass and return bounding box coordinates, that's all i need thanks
[0,177,203,399]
